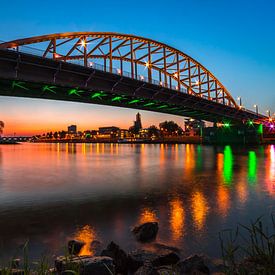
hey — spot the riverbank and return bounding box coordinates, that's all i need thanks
[0,140,20,144]
[31,136,201,144]
[1,218,275,274]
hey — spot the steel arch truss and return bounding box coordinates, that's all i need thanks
[0,32,237,107]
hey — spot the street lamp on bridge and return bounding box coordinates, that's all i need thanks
[254,104,259,115]
[237,96,242,108]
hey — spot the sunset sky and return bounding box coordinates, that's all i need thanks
[0,0,274,136]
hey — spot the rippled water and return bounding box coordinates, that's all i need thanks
[0,143,274,261]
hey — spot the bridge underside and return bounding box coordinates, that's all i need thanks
[0,50,262,123]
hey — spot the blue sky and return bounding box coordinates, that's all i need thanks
[0,0,274,135]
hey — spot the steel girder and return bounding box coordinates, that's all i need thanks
[0,32,238,107]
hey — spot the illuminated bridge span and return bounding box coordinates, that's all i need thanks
[0,32,267,123]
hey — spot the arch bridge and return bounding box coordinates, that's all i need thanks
[0,32,267,124]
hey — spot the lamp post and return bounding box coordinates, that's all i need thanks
[237,97,242,108]
[267,110,271,117]
[254,104,258,115]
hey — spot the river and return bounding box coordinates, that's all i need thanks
[0,143,274,262]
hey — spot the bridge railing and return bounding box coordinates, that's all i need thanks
[2,43,239,105]
[5,44,191,94]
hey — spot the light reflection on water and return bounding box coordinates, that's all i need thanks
[0,143,274,261]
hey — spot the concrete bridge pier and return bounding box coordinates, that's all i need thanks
[202,124,263,145]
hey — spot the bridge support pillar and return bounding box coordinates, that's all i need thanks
[202,124,263,145]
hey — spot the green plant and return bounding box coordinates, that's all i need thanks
[219,215,275,274]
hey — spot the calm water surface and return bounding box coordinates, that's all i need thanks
[0,143,274,261]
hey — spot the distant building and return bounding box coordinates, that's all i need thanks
[0,120,4,137]
[98,126,120,139]
[68,125,77,134]
[134,112,142,131]
[184,119,205,136]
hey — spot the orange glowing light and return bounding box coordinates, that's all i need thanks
[139,208,158,224]
[73,225,96,256]
[217,185,230,217]
[191,191,209,230]
[169,198,184,241]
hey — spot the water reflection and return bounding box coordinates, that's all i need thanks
[139,207,158,224]
[216,185,230,218]
[191,191,209,231]
[248,151,257,184]
[0,143,274,260]
[223,146,233,185]
[169,197,185,241]
[73,225,96,256]
[266,145,275,195]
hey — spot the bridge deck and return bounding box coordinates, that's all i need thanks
[0,49,266,123]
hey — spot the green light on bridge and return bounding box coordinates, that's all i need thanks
[68,88,84,96]
[42,85,57,94]
[223,122,230,128]
[167,107,180,111]
[111,96,123,102]
[248,120,254,126]
[143,102,155,107]
[157,105,168,109]
[128,99,141,104]
[91,91,107,100]
[223,145,233,185]
[12,81,29,91]
[248,151,257,184]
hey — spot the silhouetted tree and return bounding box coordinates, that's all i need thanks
[159,121,183,136]
[147,125,160,137]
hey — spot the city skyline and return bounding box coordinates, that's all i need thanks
[1,0,274,135]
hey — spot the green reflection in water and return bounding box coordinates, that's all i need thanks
[196,145,202,171]
[223,145,233,185]
[258,124,263,135]
[248,151,257,184]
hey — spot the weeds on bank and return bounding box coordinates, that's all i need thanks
[219,215,275,274]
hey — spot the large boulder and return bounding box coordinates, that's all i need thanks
[128,249,180,272]
[132,222,159,242]
[177,254,210,274]
[67,239,85,255]
[101,241,129,274]
[152,252,180,267]
[128,250,159,272]
[134,261,159,275]
[55,255,114,275]
[90,240,102,256]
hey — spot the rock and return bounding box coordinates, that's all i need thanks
[156,266,178,275]
[177,254,210,274]
[90,240,102,256]
[134,261,159,275]
[132,222,159,242]
[153,243,182,254]
[55,255,114,275]
[202,256,226,274]
[152,252,180,267]
[68,239,85,255]
[128,249,181,272]
[101,241,128,274]
[128,250,159,272]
